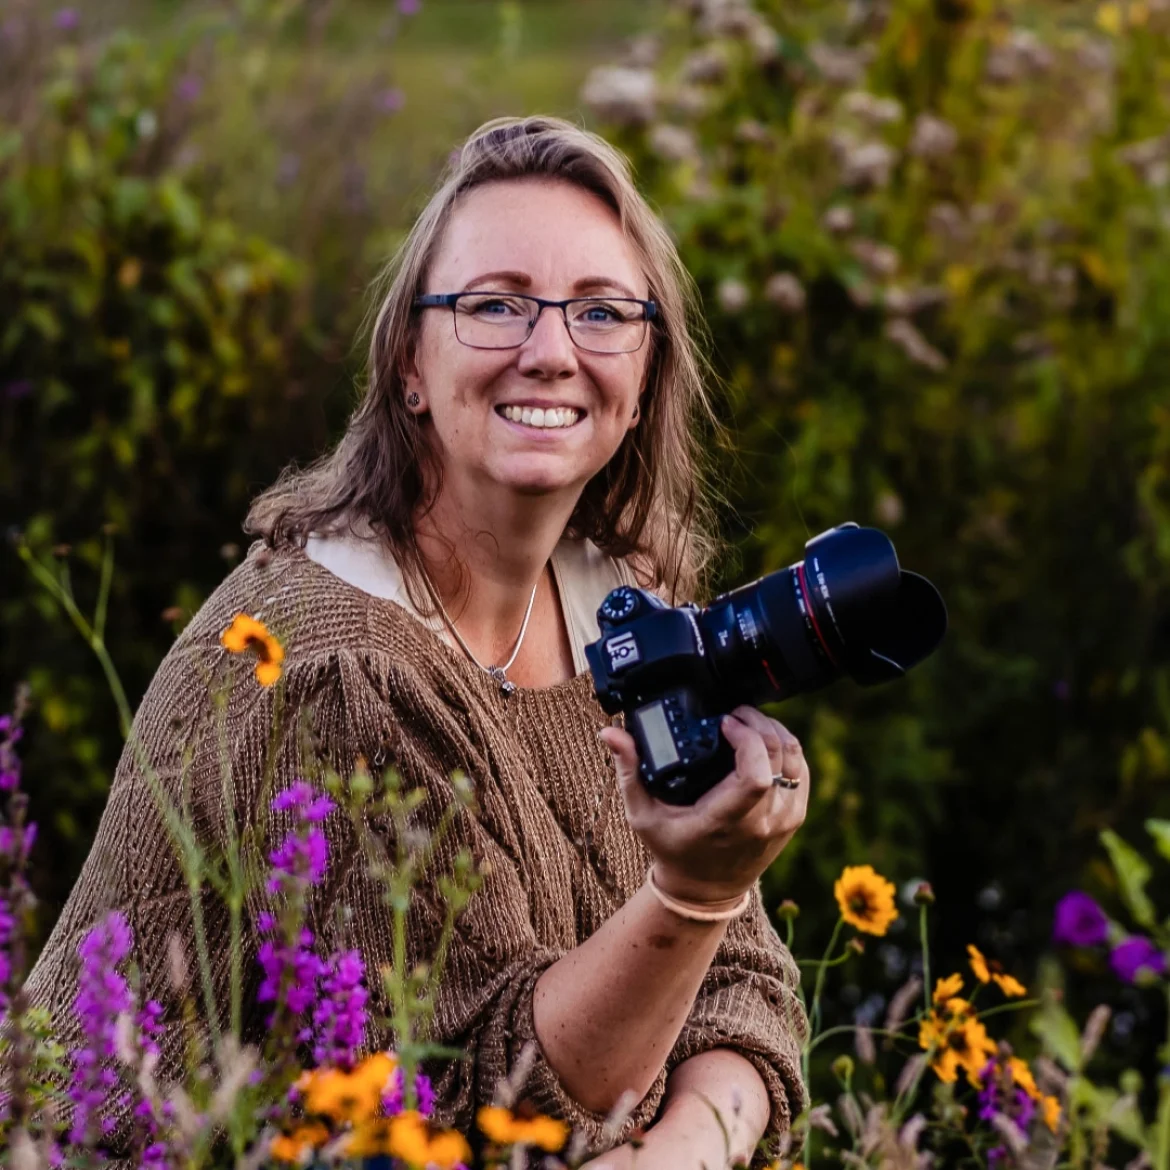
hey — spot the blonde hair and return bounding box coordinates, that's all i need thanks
[246,114,725,604]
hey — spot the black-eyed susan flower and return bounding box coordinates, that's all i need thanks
[220,613,285,686]
[968,944,1028,996]
[933,973,964,1003]
[477,1103,570,1152]
[918,1000,995,1087]
[375,1110,471,1169]
[833,865,898,936]
[297,1052,396,1123]
[269,1122,329,1164]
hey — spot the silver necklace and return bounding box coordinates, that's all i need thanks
[420,565,539,697]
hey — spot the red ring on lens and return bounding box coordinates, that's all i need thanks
[796,561,839,668]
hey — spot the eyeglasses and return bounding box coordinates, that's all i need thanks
[413,291,658,355]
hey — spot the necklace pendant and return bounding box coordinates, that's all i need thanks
[488,665,515,696]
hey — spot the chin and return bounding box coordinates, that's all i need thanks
[489,457,589,496]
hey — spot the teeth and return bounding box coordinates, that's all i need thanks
[502,405,580,428]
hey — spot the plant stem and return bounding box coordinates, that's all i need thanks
[919,901,931,1017]
[802,916,845,1167]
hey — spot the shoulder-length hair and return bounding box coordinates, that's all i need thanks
[246,114,725,605]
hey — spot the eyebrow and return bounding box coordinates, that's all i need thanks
[458,270,644,300]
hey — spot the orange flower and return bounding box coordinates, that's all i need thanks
[918,1001,994,1087]
[269,1123,329,1164]
[1007,1057,1041,1101]
[478,1103,570,1152]
[933,973,964,1003]
[367,1110,471,1169]
[968,944,990,983]
[992,972,1027,997]
[220,613,285,686]
[833,866,898,936]
[1041,1094,1061,1132]
[297,1052,396,1123]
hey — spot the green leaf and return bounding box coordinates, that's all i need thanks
[1100,829,1157,928]
[1147,819,1170,864]
[1029,994,1083,1072]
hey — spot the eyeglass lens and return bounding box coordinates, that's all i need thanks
[452,294,648,353]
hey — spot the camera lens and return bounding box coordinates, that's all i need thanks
[699,524,946,706]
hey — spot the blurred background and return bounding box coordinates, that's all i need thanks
[2,0,1168,1123]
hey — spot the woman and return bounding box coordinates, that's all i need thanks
[26,116,809,1168]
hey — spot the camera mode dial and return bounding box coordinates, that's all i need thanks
[599,586,639,624]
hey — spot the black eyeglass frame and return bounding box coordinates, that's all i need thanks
[412,291,659,353]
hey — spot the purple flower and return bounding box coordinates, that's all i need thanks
[255,783,335,1033]
[1110,936,1168,985]
[69,912,135,1144]
[1052,890,1109,947]
[397,0,421,14]
[53,8,79,30]
[0,715,23,792]
[375,87,405,115]
[383,1066,435,1117]
[312,949,368,1067]
[174,74,203,103]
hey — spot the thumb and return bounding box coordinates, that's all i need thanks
[598,725,656,818]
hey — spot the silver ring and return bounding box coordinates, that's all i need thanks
[772,773,801,789]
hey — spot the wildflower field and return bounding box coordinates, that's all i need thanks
[3,0,1170,1166]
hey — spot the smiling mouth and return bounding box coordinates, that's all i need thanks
[495,405,583,429]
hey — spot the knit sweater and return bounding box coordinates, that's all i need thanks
[23,541,807,1163]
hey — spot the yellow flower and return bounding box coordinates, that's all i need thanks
[269,1123,329,1164]
[1130,1,1150,25]
[477,1104,570,1152]
[220,612,285,686]
[968,944,990,983]
[992,972,1027,997]
[1007,1057,1041,1101]
[379,1111,471,1169]
[297,1052,396,1123]
[1097,1,1123,33]
[1042,1094,1061,1132]
[933,973,964,1003]
[919,1003,994,1087]
[833,866,898,936]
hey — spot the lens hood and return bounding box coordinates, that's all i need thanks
[846,569,948,685]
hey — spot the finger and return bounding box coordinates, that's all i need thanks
[729,706,795,770]
[694,713,776,822]
[598,725,661,824]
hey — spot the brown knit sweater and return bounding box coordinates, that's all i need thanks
[24,542,806,1162]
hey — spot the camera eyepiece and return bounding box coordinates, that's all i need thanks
[585,523,947,804]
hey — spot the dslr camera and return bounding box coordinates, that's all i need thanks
[585,523,947,805]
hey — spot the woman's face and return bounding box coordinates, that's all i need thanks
[405,178,652,502]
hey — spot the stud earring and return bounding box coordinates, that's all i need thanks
[406,392,420,409]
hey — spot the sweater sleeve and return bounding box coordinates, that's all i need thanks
[665,887,808,1166]
[316,649,671,1154]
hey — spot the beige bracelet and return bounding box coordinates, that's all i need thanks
[646,866,752,923]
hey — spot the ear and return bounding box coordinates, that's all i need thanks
[403,343,425,411]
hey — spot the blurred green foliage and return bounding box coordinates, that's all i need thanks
[0,12,322,915]
[583,0,1170,1068]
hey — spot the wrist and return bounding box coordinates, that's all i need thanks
[644,1097,735,1169]
[650,863,751,908]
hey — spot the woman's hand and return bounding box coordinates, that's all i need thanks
[599,706,810,905]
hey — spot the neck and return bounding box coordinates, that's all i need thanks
[415,478,579,666]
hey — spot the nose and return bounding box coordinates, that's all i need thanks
[516,304,579,380]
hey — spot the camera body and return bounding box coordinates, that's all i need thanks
[585,523,947,805]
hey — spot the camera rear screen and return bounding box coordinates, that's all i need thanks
[637,701,679,772]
